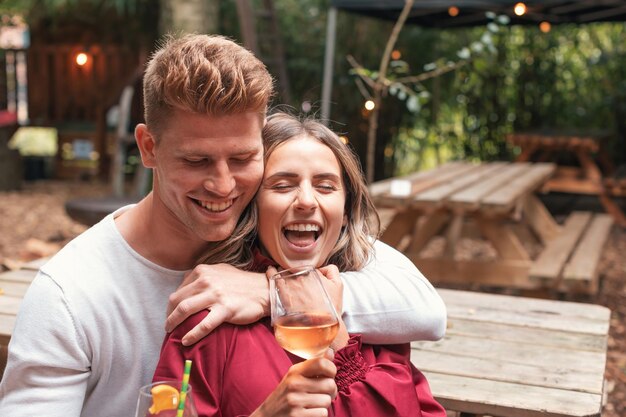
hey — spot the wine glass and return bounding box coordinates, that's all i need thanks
[135,380,198,417]
[270,265,340,359]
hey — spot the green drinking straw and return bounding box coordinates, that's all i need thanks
[176,360,192,417]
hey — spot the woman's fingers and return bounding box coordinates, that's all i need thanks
[297,357,337,380]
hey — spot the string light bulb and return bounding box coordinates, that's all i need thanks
[391,50,402,60]
[514,2,527,16]
[448,6,459,17]
[539,21,551,33]
[75,52,89,66]
[364,100,375,111]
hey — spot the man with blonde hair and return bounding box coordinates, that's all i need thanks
[0,34,445,417]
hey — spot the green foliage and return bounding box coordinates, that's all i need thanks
[389,22,626,175]
[5,1,625,176]
[1,0,158,46]
[1,0,149,17]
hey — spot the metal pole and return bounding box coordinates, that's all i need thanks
[321,7,337,125]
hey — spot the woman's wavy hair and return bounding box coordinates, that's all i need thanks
[198,112,380,272]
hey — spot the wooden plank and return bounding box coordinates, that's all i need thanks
[599,193,626,227]
[442,213,464,259]
[563,214,613,285]
[575,148,602,182]
[439,290,610,335]
[413,163,505,208]
[421,372,603,417]
[22,256,50,271]
[0,313,15,344]
[543,178,604,195]
[442,317,607,352]
[476,220,529,260]
[411,337,606,391]
[482,163,556,212]
[523,194,561,243]
[447,306,608,336]
[405,163,479,197]
[368,162,463,198]
[448,163,531,210]
[0,280,30,297]
[379,209,420,248]
[529,211,592,281]
[0,294,22,316]
[411,347,603,395]
[411,258,533,288]
[406,211,449,253]
[0,269,38,284]
[444,302,609,336]
[0,342,7,380]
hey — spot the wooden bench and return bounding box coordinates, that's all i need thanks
[529,211,613,294]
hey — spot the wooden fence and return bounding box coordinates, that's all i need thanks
[26,43,141,178]
[0,49,21,115]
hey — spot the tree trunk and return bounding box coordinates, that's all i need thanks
[159,0,220,35]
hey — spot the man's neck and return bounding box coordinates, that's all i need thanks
[114,193,207,270]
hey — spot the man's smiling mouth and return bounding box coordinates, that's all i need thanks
[193,198,234,213]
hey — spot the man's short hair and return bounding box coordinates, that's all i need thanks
[143,34,274,135]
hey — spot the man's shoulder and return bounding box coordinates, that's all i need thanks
[41,217,118,276]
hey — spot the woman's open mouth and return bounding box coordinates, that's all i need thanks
[283,223,321,248]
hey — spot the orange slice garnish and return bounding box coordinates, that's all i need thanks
[149,384,179,414]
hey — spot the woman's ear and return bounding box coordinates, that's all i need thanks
[342,214,348,227]
[135,124,157,168]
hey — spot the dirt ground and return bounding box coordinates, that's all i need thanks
[0,180,625,416]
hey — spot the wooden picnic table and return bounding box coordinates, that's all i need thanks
[369,161,613,294]
[506,131,626,227]
[412,288,610,417]
[0,261,611,417]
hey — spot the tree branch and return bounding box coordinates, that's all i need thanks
[366,0,414,183]
[395,60,468,84]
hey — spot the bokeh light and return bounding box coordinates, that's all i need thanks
[75,52,88,66]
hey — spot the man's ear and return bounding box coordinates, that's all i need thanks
[135,124,157,168]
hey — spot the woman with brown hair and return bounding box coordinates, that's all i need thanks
[153,112,446,417]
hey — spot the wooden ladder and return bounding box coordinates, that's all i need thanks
[235,0,292,104]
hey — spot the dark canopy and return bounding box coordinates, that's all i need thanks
[330,0,626,28]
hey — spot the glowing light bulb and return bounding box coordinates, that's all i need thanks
[514,2,527,16]
[339,135,348,144]
[364,100,375,111]
[448,6,459,17]
[76,53,88,66]
[391,50,401,60]
[539,21,551,33]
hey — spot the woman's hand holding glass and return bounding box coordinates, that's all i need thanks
[251,352,338,417]
[269,266,342,359]
[253,265,344,417]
